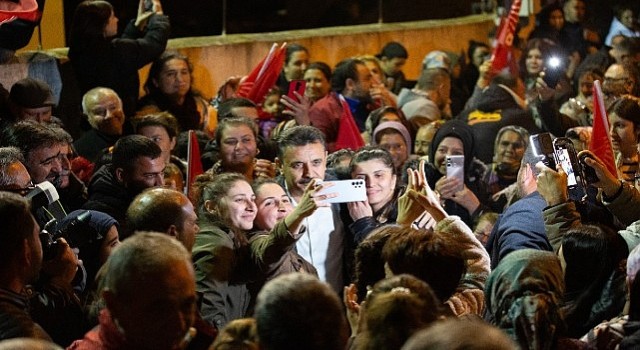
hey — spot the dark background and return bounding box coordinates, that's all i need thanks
[63,0,480,40]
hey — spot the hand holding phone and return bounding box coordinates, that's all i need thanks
[315,179,366,203]
[446,155,464,193]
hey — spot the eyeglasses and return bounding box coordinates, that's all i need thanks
[2,181,36,196]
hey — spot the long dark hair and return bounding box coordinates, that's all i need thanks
[144,51,195,97]
[69,0,112,50]
[561,224,628,336]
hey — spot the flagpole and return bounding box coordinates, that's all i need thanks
[221,0,227,36]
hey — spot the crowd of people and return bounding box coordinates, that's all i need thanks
[1,0,640,349]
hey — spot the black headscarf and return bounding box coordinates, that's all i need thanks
[429,119,475,172]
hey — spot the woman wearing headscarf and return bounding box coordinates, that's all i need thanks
[422,120,489,226]
[485,249,583,349]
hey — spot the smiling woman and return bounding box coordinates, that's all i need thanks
[345,146,401,244]
[192,172,326,329]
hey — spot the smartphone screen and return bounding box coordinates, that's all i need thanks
[287,80,306,102]
[555,148,577,186]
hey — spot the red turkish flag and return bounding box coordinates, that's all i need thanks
[490,0,521,74]
[186,130,204,196]
[588,80,618,176]
[236,43,286,119]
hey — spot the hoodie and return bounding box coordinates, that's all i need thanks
[456,84,542,164]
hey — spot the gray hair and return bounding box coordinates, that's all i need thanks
[81,87,122,115]
[0,147,26,188]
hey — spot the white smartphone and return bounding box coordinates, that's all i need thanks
[446,155,464,192]
[315,179,366,203]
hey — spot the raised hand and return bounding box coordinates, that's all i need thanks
[397,161,428,226]
[535,162,568,206]
[280,92,311,126]
[578,150,621,197]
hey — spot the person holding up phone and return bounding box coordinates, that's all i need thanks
[69,0,170,119]
[421,120,489,227]
[345,147,402,244]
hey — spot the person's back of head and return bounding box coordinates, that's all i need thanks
[126,188,190,240]
[0,192,36,281]
[354,225,398,301]
[382,225,465,302]
[276,125,326,159]
[562,224,627,293]
[0,146,26,188]
[358,274,442,350]
[0,338,62,350]
[101,231,196,350]
[401,318,517,350]
[255,273,347,350]
[485,249,565,349]
[69,0,113,48]
[415,68,449,92]
[211,318,258,350]
[217,98,257,121]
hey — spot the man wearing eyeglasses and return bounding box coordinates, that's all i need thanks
[0,147,34,195]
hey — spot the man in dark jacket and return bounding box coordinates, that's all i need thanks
[0,192,50,342]
[83,135,164,228]
[0,192,79,343]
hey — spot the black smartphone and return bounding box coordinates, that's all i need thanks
[579,153,599,184]
[530,133,556,170]
[542,56,563,88]
[553,137,587,202]
[144,0,153,11]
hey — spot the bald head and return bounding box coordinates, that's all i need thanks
[603,63,636,96]
[126,188,199,250]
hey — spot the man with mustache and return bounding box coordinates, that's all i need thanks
[275,126,345,294]
[0,121,87,218]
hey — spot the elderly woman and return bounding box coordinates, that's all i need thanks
[484,126,529,212]
[372,121,412,174]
